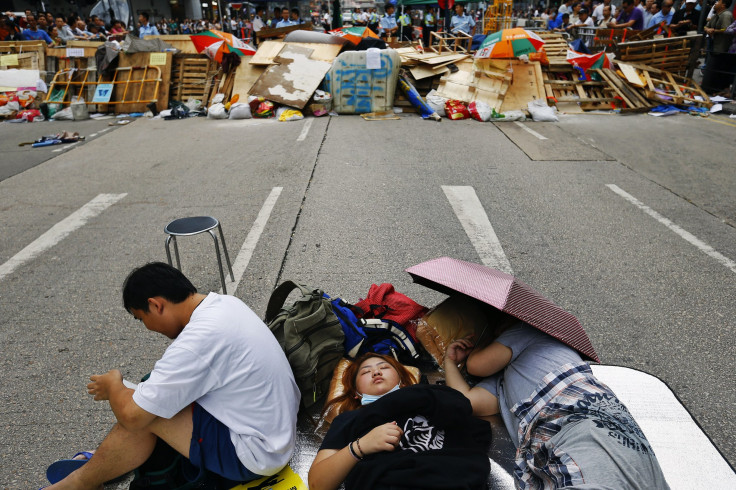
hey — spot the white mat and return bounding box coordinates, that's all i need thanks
[592,365,736,489]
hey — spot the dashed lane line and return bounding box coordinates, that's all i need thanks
[220,187,283,295]
[0,193,128,282]
[297,118,314,142]
[607,184,736,274]
[514,121,548,140]
[442,185,513,274]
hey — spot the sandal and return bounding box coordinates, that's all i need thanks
[46,451,94,484]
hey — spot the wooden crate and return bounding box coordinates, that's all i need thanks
[0,40,46,70]
[0,52,39,70]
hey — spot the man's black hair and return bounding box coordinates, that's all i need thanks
[140,11,150,21]
[122,262,196,313]
[291,8,300,15]
[723,0,733,9]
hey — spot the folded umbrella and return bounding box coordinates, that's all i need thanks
[405,257,599,362]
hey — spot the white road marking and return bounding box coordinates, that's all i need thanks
[514,121,548,140]
[221,187,283,295]
[607,184,736,274]
[297,118,314,142]
[88,133,98,138]
[442,185,513,274]
[0,193,127,282]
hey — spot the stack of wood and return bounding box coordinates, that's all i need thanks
[397,47,471,81]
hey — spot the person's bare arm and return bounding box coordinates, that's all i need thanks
[443,338,500,416]
[465,340,513,378]
[88,369,157,431]
[308,422,403,490]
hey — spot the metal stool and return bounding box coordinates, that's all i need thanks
[164,216,235,294]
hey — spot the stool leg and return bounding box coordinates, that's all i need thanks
[208,230,228,295]
[172,236,181,270]
[165,235,174,267]
[217,223,235,281]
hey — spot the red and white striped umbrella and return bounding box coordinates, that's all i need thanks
[405,257,599,362]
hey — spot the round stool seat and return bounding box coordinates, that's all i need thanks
[165,216,219,236]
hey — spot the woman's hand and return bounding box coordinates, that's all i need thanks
[360,422,404,455]
[445,336,474,364]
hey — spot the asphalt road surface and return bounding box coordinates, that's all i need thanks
[1,112,735,488]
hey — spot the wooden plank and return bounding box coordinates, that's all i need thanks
[114,51,172,113]
[482,60,545,112]
[421,53,471,65]
[250,41,285,65]
[409,64,447,80]
[232,55,265,98]
[435,62,509,110]
[248,45,330,109]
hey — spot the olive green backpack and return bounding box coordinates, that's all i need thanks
[265,281,346,408]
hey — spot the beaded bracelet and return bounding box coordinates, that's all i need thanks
[355,437,365,458]
[348,441,363,461]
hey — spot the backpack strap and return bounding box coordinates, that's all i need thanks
[264,280,314,323]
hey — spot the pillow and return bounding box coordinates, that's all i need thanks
[322,358,421,424]
[415,295,489,366]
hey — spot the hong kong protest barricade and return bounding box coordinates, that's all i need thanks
[0,23,721,124]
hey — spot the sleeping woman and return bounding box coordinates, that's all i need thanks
[443,309,670,490]
[308,353,492,490]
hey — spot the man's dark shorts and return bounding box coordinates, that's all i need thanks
[189,403,263,482]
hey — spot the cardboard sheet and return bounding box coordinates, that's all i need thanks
[250,41,343,65]
[249,45,331,109]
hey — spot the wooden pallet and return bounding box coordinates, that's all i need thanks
[170,55,218,104]
[543,67,619,112]
[616,34,702,77]
[537,33,570,68]
[593,67,657,112]
[615,62,712,108]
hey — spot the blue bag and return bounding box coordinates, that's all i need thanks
[330,297,420,362]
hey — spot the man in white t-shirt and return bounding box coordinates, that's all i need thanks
[592,0,616,22]
[46,262,300,489]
